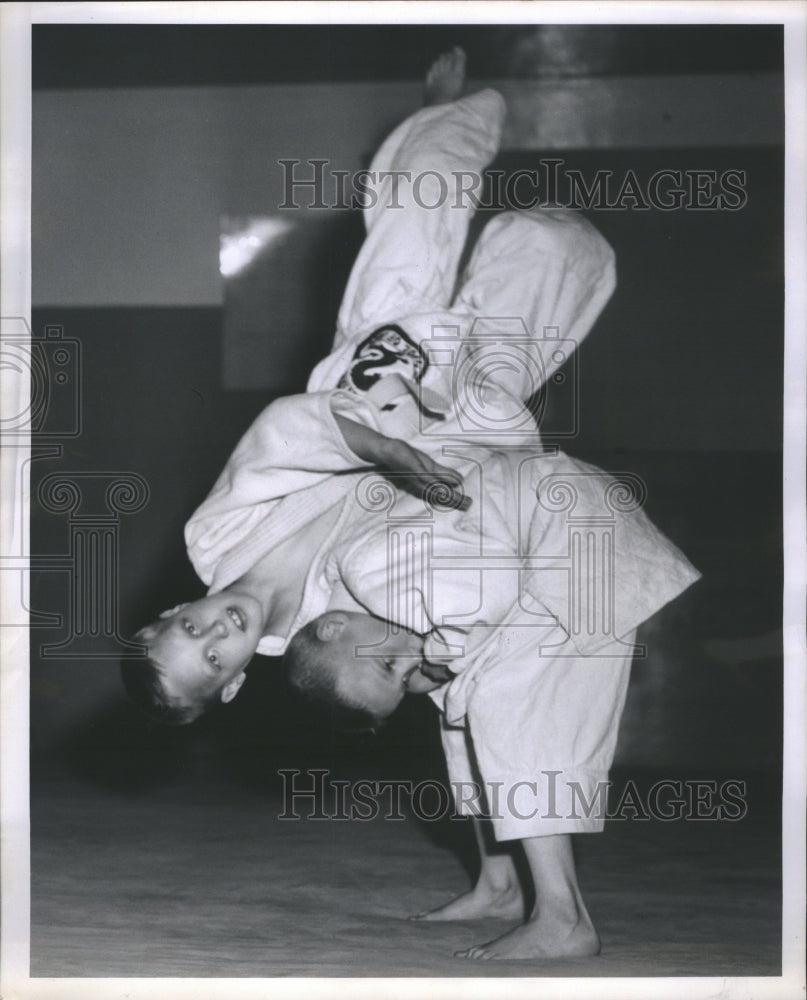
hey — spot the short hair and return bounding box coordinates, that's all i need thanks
[120,627,215,726]
[285,619,382,733]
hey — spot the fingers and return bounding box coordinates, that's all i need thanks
[448,489,473,512]
[430,464,472,511]
[392,473,471,511]
[423,470,471,512]
[398,446,472,510]
[402,476,471,511]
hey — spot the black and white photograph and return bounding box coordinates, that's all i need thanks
[1,3,805,998]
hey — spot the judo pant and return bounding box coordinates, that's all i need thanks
[440,620,636,840]
[329,89,631,841]
[308,88,616,407]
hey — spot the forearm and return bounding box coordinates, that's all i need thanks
[332,413,397,466]
[333,412,470,510]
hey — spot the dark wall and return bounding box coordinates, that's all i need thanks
[33,23,783,88]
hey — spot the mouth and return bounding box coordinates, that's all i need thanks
[402,662,441,693]
[226,606,246,632]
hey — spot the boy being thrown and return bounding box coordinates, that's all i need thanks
[125,46,580,722]
[126,50,699,958]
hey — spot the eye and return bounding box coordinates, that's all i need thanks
[182,619,198,635]
[207,652,220,668]
[382,658,395,673]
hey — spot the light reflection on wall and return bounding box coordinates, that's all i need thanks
[510,26,619,78]
[220,213,362,392]
[219,217,295,279]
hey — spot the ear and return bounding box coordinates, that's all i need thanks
[315,612,349,643]
[220,670,247,704]
[159,603,189,620]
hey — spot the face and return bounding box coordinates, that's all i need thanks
[142,590,265,707]
[319,612,440,721]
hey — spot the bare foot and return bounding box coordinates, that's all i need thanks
[455,905,601,960]
[410,880,524,922]
[424,47,466,106]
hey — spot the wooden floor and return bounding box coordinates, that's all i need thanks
[30,760,781,980]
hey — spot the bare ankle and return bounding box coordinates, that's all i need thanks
[481,870,519,896]
[532,892,593,932]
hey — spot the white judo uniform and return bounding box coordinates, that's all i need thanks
[185,89,700,839]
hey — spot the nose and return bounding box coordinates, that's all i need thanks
[208,619,229,638]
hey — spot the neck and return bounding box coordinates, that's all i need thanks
[227,566,283,633]
[222,501,345,638]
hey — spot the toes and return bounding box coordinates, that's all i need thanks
[432,47,465,74]
[450,48,466,73]
[455,945,491,960]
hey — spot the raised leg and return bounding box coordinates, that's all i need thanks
[452,208,616,404]
[307,55,506,393]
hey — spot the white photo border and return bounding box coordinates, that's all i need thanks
[2,3,805,999]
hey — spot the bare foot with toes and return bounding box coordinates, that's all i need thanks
[455,903,601,961]
[410,879,524,922]
[424,47,466,105]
